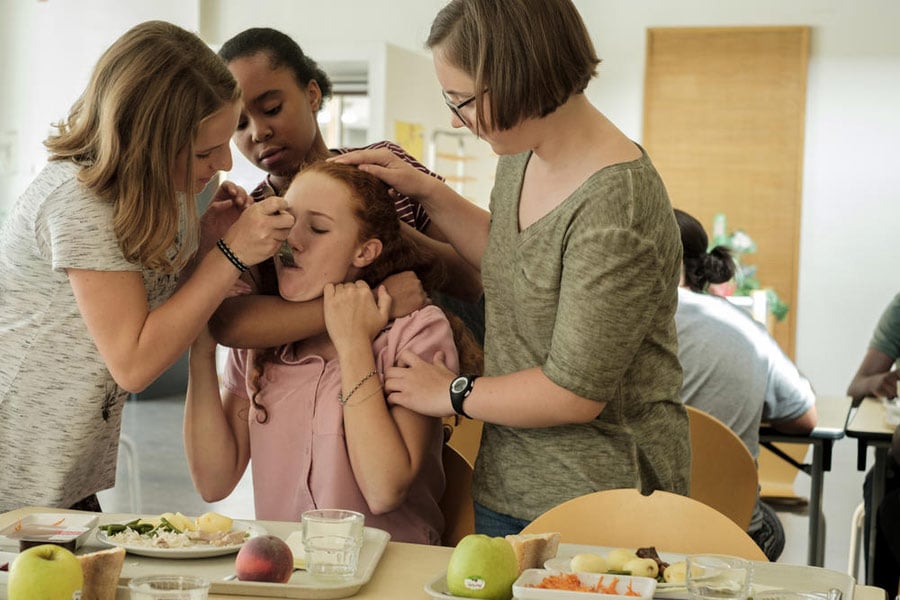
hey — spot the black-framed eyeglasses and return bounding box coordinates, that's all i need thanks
[442,90,478,127]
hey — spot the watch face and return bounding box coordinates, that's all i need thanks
[451,376,469,394]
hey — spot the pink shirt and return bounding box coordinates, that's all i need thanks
[222,305,458,545]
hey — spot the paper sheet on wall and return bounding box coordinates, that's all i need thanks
[393,121,424,161]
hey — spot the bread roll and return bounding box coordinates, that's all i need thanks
[505,532,561,574]
[78,546,126,600]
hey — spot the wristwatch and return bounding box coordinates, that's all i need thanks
[449,374,479,419]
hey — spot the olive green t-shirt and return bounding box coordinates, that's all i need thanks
[473,149,690,521]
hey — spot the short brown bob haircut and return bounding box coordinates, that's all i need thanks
[427,0,601,132]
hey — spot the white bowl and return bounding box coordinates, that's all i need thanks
[513,568,658,600]
[0,513,99,552]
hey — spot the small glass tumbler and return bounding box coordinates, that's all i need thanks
[686,554,752,600]
[301,509,365,579]
[128,575,210,600]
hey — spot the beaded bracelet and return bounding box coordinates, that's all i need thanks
[339,369,378,406]
[216,238,248,273]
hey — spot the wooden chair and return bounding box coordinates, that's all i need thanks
[439,439,475,547]
[441,416,483,467]
[685,405,759,530]
[520,488,767,561]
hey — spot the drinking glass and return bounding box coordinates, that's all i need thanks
[301,509,365,578]
[686,554,752,600]
[128,575,209,599]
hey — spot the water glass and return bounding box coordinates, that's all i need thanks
[686,554,752,600]
[301,509,365,578]
[128,575,209,599]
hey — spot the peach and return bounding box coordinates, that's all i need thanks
[235,535,294,583]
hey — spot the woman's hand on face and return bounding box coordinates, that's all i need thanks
[223,195,295,267]
[330,148,438,201]
[383,349,456,417]
[381,271,428,319]
[324,281,392,352]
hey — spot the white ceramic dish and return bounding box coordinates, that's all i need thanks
[96,520,264,559]
[0,513,98,551]
[424,572,462,599]
[514,568,657,600]
[543,545,686,589]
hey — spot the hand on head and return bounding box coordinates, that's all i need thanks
[330,148,439,202]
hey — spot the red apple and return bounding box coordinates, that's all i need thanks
[235,535,294,583]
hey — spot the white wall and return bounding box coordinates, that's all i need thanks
[2,0,897,397]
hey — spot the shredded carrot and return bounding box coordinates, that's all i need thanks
[13,518,22,533]
[595,576,620,594]
[51,518,65,526]
[529,572,642,596]
[529,573,596,592]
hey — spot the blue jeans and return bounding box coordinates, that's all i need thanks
[474,501,531,537]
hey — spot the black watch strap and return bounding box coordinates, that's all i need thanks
[450,375,479,419]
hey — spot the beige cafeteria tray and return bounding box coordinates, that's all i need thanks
[1,522,390,600]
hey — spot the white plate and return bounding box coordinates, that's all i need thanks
[424,572,459,599]
[543,545,687,590]
[96,520,265,559]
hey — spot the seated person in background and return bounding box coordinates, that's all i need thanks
[184,162,481,545]
[673,208,817,562]
[847,292,900,592]
[848,293,900,402]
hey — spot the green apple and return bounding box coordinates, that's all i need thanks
[7,544,83,600]
[446,534,518,600]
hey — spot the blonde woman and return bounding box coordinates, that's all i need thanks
[0,20,293,512]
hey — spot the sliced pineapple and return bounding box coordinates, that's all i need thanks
[195,511,233,534]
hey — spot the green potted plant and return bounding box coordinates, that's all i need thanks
[707,213,789,322]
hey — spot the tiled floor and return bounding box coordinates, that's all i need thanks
[98,395,868,581]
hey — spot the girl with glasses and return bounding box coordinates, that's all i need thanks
[335,0,689,537]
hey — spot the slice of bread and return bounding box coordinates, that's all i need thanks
[505,532,561,574]
[78,546,126,600]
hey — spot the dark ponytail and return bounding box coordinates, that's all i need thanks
[674,208,735,293]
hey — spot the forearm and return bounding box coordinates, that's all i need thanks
[771,405,818,435]
[183,344,246,501]
[416,179,490,268]
[464,368,605,427]
[407,224,482,302]
[210,294,326,349]
[339,346,422,514]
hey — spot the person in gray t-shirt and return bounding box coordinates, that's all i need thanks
[673,209,817,561]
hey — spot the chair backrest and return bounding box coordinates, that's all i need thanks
[520,488,767,561]
[442,416,483,467]
[439,442,475,547]
[685,405,759,530]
